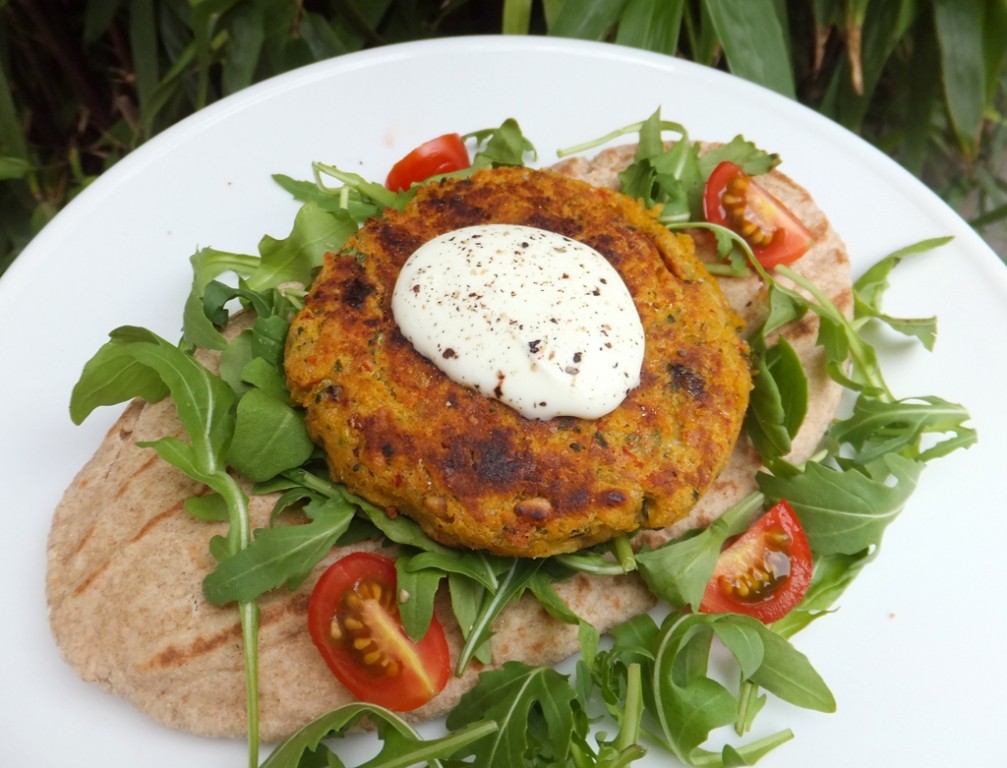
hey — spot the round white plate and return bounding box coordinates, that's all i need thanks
[2,36,1005,767]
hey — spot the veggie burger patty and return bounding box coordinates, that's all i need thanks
[284,166,752,557]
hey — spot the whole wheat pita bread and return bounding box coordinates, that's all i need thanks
[46,147,851,741]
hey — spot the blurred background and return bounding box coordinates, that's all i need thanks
[1,0,1004,276]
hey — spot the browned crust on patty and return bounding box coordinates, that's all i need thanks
[284,166,752,557]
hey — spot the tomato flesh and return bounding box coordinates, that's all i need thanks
[307,551,450,711]
[385,133,470,192]
[703,161,814,269]
[700,500,812,623]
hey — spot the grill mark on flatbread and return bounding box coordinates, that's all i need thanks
[69,517,99,559]
[71,556,113,597]
[143,623,243,671]
[141,594,311,672]
[71,495,190,598]
[129,498,188,544]
[113,453,161,500]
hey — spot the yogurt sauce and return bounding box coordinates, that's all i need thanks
[391,224,645,420]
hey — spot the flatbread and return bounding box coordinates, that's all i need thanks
[46,147,851,741]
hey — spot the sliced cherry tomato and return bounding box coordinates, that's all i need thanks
[307,551,450,711]
[385,133,470,192]
[703,161,814,269]
[699,500,812,623]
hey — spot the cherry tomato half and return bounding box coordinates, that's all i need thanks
[307,551,450,711]
[703,161,814,269]
[699,500,812,624]
[385,133,470,192]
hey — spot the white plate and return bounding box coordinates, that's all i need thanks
[2,36,1005,767]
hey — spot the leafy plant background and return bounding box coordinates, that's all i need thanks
[1,0,1005,277]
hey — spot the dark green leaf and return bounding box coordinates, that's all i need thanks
[636,493,763,609]
[745,337,808,465]
[933,0,986,154]
[246,201,358,292]
[447,662,577,768]
[758,454,925,555]
[261,702,497,768]
[227,388,314,482]
[185,493,230,523]
[740,618,836,712]
[395,555,444,642]
[698,136,780,178]
[69,327,171,424]
[651,616,736,759]
[614,0,685,53]
[455,559,542,674]
[704,0,796,97]
[548,0,629,39]
[203,492,356,604]
[466,118,538,167]
[829,394,976,463]
[772,549,876,638]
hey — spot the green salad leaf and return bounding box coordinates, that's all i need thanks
[260,702,497,768]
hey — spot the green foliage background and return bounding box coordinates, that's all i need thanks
[1,0,1005,276]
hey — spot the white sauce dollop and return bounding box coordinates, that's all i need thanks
[391,224,645,420]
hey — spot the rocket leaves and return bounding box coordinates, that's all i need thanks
[437,610,834,768]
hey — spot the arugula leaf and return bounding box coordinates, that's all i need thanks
[759,454,925,555]
[447,661,578,768]
[635,493,764,609]
[250,203,355,289]
[227,388,314,482]
[560,109,777,228]
[260,702,497,768]
[829,394,977,463]
[394,553,444,642]
[771,549,876,638]
[465,117,538,167]
[202,491,357,605]
[728,618,835,712]
[698,135,780,177]
[598,611,830,766]
[455,559,543,675]
[744,337,808,467]
[183,248,261,351]
[853,236,951,351]
[311,162,406,212]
